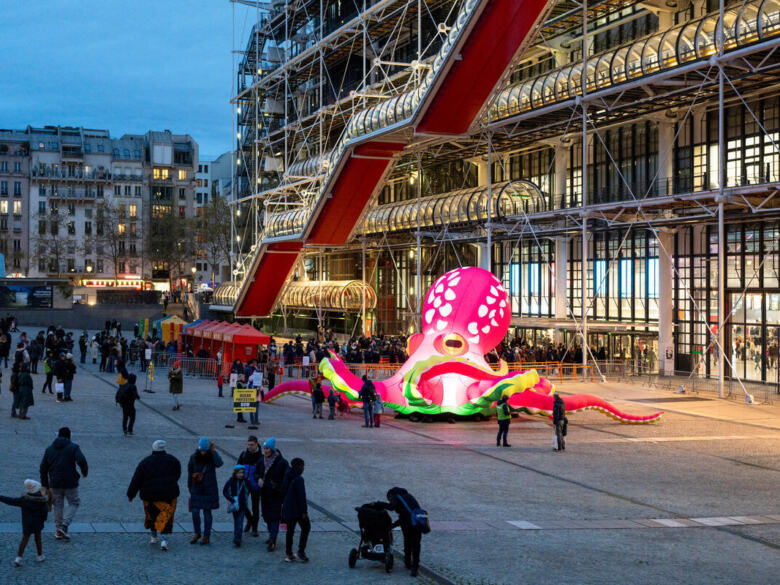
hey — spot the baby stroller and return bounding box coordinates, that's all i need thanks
[348,502,394,573]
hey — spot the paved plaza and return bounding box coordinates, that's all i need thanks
[1,356,779,584]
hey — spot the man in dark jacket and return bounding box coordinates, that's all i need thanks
[378,487,424,576]
[496,395,511,447]
[552,394,566,451]
[359,375,375,428]
[118,373,141,436]
[237,435,262,536]
[39,427,88,540]
[282,458,309,562]
[127,440,181,551]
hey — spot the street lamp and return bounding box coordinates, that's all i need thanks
[86,265,93,273]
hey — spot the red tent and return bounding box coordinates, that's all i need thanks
[224,324,270,363]
[210,322,243,357]
[187,320,213,352]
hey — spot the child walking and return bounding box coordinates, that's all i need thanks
[223,465,250,547]
[0,479,48,567]
[217,373,224,398]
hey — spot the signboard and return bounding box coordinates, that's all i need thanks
[145,348,152,360]
[229,373,239,388]
[0,285,53,308]
[233,387,257,413]
[250,371,264,388]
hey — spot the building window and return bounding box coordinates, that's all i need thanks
[13,162,21,173]
[97,260,104,273]
[84,221,92,235]
[647,258,659,298]
[130,243,137,256]
[0,201,7,214]
[38,258,46,272]
[0,162,6,172]
[204,165,208,173]
[39,185,46,197]
[129,222,137,235]
[67,258,75,272]
[97,144,104,152]
[118,223,126,235]
[129,204,137,219]
[0,182,7,195]
[134,186,141,197]
[97,186,104,198]
[594,260,607,295]
[153,168,169,180]
[13,182,21,196]
[178,170,187,180]
[179,206,186,217]
[84,144,91,153]
[619,258,633,298]
[38,201,45,214]
[119,204,126,218]
[67,221,75,235]
[203,179,208,187]
[124,185,131,197]
[85,208,93,218]
[68,203,75,216]
[179,188,185,200]
[13,200,21,215]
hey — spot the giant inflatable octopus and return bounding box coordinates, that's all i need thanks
[264,267,663,424]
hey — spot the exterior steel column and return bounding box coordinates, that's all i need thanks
[657,119,675,195]
[580,0,588,367]
[657,229,675,375]
[717,0,726,398]
[554,148,569,210]
[554,237,569,343]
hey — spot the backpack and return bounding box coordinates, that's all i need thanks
[241,458,259,491]
[115,385,129,405]
[397,494,430,534]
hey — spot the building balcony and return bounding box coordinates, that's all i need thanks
[32,165,112,181]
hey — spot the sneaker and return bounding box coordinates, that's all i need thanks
[13,557,22,567]
[297,551,309,562]
[56,528,71,541]
[234,540,241,548]
[150,535,159,545]
[35,555,45,563]
[160,539,168,551]
[284,555,295,562]
[410,567,418,577]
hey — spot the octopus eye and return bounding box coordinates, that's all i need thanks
[435,333,468,356]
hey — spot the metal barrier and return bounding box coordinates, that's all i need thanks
[641,371,775,404]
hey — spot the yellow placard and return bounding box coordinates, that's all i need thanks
[233,388,257,413]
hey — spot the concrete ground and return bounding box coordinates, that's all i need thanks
[0,355,778,585]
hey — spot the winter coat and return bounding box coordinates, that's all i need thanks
[281,467,307,521]
[39,437,89,489]
[359,380,376,405]
[127,451,182,502]
[380,487,421,530]
[13,371,34,410]
[187,450,223,510]
[62,360,76,381]
[222,477,250,511]
[257,450,289,522]
[373,396,384,415]
[168,368,183,394]
[312,385,325,405]
[0,492,48,534]
[237,448,263,491]
[552,396,566,424]
[117,382,140,409]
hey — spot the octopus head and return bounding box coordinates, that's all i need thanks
[410,267,510,360]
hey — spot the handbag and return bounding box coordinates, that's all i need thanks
[191,471,204,484]
[397,495,430,534]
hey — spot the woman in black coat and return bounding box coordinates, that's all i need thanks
[255,437,288,551]
[187,437,223,545]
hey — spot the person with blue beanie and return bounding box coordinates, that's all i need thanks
[187,437,223,545]
[257,437,288,551]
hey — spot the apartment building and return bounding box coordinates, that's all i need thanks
[0,130,30,276]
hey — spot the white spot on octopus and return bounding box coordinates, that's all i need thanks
[478,305,488,318]
[439,303,453,317]
[467,322,478,335]
[425,308,435,324]
[444,288,456,301]
[436,319,448,331]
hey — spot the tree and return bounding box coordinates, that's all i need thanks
[92,201,141,283]
[196,196,232,285]
[31,207,81,277]
[146,212,195,289]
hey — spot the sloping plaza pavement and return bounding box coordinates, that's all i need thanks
[0,358,778,584]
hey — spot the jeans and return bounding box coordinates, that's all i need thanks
[80,351,86,364]
[285,515,311,555]
[250,408,259,425]
[248,491,260,531]
[51,488,80,531]
[328,403,335,419]
[42,373,53,393]
[192,508,213,537]
[107,355,114,373]
[266,519,280,542]
[401,525,422,569]
[122,406,136,433]
[64,380,73,399]
[496,420,510,446]
[363,403,374,427]
[232,509,245,542]
[554,420,565,450]
[313,403,322,418]
[31,359,38,374]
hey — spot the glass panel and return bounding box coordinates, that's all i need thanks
[626,40,644,79]
[568,63,582,95]
[677,21,699,63]
[530,77,545,109]
[738,2,760,44]
[641,34,663,74]
[695,15,719,58]
[555,66,574,100]
[760,0,780,36]
[584,59,598,92]
[611,46,629,84]
[659,27,680,69]
[542,74,557,104]
[595,54,612,89]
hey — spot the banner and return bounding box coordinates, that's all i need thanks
[233,388,257,413]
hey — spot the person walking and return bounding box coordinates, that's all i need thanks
[359,375,375,428]
[13,363,34,420]
[373,394,384,428]
[312,382,324,419]
[28,341,41,374]
[168,361,183,411]
[90,337,99,365]
[187,437,223,545]
[0,479,48,567]
[117,373,141,436]
[552,393,566,452]
[326,387,338,420]
[257,437,288,551]
[236,436,262,537]
[9,363,20,418]
[41,352,54,394]
[282,458,309,563]
[496,395,511,447]
[127,440,181,551]
[39,427,88,541]
[378,487,426,577]
[223,465,250,547]
[62,354,76,402]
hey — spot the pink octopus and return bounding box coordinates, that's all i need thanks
[264,267,663,424]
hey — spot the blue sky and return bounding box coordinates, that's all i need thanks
[0,0,253,159]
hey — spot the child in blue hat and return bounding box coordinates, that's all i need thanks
[223,465,250,547]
